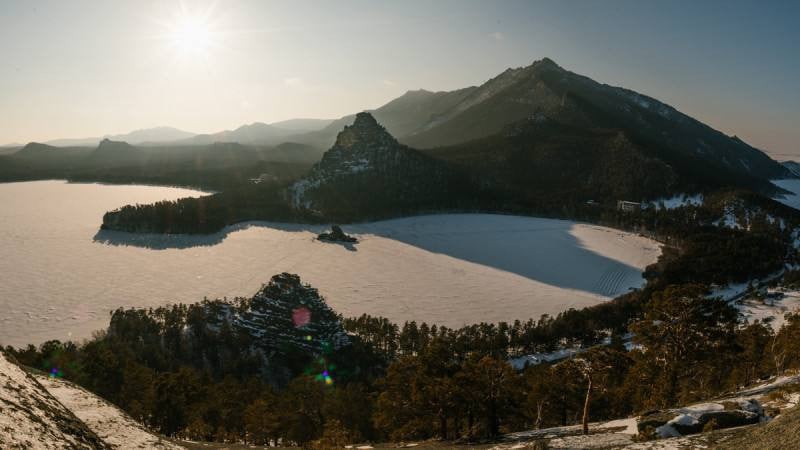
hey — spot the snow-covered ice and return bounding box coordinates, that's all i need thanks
[0,181,661,347]
[772,179,800,211]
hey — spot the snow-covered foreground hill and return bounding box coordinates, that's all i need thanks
[0,351,106,448]
[0,350,178,449]
[35,374,181,449]
[0,181,660,347]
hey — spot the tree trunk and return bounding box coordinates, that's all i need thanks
[535,400,545,430]
[582,376,593,435]
[488,400,499,438]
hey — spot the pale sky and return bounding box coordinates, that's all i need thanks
[1,0,798,158]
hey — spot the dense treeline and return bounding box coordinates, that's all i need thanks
[9,277,800,445]
[0,142,316,191]
[102,183,316,233]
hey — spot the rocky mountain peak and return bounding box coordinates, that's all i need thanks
[334,112,397,149]
[97,138,133,150]
[532,57,561,68]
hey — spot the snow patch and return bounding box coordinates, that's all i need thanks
[649,194,703,210]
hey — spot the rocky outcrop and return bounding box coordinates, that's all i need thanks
[287,112,470,220]
[234,273,350,356]
[317,225,358,243]
[637,400,763,438]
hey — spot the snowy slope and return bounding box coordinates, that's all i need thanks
[738,290,800,330]
[35,374,181,449]
[0,351,108,449]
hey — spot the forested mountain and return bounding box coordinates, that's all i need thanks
[101,107,797,233]
[288,59,790,190]
[290,86,479,149]
[288,112,476,220]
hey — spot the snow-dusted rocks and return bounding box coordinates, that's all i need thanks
[639,401,761,438]
[288,112,398,209]
[235,273,350,356]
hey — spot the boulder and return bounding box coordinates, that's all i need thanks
[317,225,358,243]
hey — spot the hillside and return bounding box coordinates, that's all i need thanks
[292,87,479,149]
[35,373,181,449]
[0,351,109,449]
[423,115,680,209]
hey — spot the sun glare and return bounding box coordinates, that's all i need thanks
[169,16,213,54]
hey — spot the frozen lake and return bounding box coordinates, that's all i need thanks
[0,180,661,348]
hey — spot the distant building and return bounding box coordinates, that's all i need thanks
[617,200,641,212]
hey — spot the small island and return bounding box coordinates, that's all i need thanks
[317,225,358,243]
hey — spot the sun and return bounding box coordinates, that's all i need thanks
[168,16,213,54]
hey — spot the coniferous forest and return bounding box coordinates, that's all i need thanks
[9,254,800,446]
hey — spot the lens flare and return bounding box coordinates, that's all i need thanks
[292,306,311,328]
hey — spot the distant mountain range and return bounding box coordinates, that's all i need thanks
[28,119,336,148]
[42,126,196,147]
[6,57,795,215]
[14,59,791,182]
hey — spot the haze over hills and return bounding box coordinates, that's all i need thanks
[26,58,792,180]
[33,119,336,148]
[43,126,197,147]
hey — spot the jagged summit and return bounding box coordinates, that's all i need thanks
[97,138,133,149]
[287,114,465,216]
[334,112,397,149]
[234,273,349,355]
[531,56,561,68]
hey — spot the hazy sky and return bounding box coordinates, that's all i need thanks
[1,0,798,157]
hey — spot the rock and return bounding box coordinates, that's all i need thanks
[638,402,763,438]
[637,410,676,433]
[698,410,760,429]
[317,225,358,243]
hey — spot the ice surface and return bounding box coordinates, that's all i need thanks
[772,179,800,211]
[0,181,660,347]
